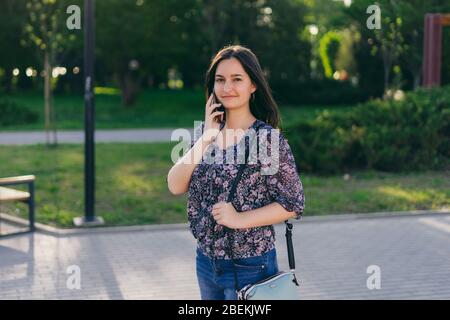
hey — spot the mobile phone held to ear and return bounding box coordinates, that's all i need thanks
[212,92,225,123]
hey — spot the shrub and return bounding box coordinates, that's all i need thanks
[0,99,39,126]
[286,86,450,174]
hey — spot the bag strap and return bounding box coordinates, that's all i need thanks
[224,123,297,292]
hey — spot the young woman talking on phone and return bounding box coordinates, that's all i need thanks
[167,45,305,300]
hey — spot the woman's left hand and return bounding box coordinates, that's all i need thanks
[212,201,243,229]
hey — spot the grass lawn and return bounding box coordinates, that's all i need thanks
[0,143,448,228]
[1,89,355,130]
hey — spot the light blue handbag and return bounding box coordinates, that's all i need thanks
[237,270,300,300]
[234,221,300,300]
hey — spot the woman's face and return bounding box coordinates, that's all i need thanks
[214,57,256,110]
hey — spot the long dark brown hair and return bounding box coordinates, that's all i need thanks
[204,45,281,129]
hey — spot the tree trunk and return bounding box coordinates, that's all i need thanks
[44,51,57,146]
[44,51,51,145]
[117,72,140,107]
[382,49,391,97]
[384,65,390,96]
[3,67,13,94]
[50,85,58,146]
[413,72,421,90]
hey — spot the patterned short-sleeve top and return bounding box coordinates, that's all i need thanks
[187,119,305,259]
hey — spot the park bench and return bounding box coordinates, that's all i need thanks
[0,175,35,236]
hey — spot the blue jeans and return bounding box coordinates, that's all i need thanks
[196,247,279,300]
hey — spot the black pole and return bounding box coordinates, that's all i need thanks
[84,0,96,222]
[74,0,103,227]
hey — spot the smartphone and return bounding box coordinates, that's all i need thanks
[212,92,225,123]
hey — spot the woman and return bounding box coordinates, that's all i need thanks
[167,45,305,300]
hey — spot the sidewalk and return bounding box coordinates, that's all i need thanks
[1,212,450,300]
[0,128,189,145]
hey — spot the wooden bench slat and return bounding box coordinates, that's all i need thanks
[0,175,36,185]
[0,187,30,202]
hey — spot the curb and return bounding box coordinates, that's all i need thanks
[0,213,189,237]
[1,208,449,238]
[297,208,450,223]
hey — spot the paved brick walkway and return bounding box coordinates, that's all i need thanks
[1,213,450,300]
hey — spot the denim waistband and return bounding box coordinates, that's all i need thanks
[196,246,276,268]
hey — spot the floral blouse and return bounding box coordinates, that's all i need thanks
[187,119,305,259]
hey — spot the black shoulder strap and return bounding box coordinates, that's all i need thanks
[227,121,262,203]
[226,146,250,203]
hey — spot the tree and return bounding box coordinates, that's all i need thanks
[343,0,396,97]
[395,0,450,90]
[0,0,35,94]
[24,0,80,145]
[344,0,450,95]
[372,14,404,96]
[319,31,342,78]
[199,0,311,90]
[96,0,199,106]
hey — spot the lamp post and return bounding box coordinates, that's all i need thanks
[74,0,104,227]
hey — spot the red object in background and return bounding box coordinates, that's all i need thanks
[422,14,450,88]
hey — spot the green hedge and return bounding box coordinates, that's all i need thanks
[286,86,450,174]
[0,99,39,127]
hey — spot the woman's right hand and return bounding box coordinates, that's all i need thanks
[203,93,224,143]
